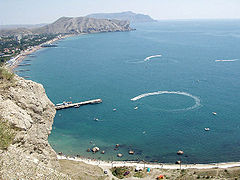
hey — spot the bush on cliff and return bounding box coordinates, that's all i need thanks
[0,67,14,81]
[0,119,15,150]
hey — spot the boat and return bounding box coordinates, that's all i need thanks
[204,128,210,131]
[56,101,72,106]
[94,118,99,121]
[134,107,138,110]
[113,108,117,111]
[212,112,217,115]
[74,105,80,108]
[56,102,64,106]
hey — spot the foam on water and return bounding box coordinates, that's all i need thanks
[131,91,201,111]
[215,59,238,62]
[144,54,162,62]
[126,54,162,64]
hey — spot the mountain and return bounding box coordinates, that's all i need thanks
[86,11,156,23]
[32,17,132,34]
[0,17,132,36]
[0,28,33,36]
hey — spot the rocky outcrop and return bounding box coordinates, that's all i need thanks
[32,16,132,34]
[0,75,67,179]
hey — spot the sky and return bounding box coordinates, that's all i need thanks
[1,0,240,24]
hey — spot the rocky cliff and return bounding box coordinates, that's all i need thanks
[32,16,132,34]
[0,75,67,179]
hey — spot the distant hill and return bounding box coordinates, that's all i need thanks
[0,24,47,30]
[32,17,132,34]
[0,17,132,36]
[0,28,33,36]
[86,11,156,23]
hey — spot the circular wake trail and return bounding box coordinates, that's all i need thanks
[131,91,201,111]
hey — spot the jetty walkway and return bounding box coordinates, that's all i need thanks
[18,63,31,66]
[55,99,102,110]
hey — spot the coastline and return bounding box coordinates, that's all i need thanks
[57,155,240,170]
[6,31,240,172]
[6,34,74,70]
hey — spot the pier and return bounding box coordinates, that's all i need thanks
[55,99,102,110]
[18,63,31,66]
[14,69,30,72]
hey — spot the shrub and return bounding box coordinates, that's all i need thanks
[133,171,145,178]
[0,67,14,81]
[111,167,131,179]
[0,119,15,150]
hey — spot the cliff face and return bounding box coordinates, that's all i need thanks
[33,16,132,34]
[0,76,67,179]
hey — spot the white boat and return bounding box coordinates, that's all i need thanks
[205,128,210,131]
[212,112,217,115]
[74,105,80,108]
[113,108,117,111]
[134,107,138,110]
[56,101,72,106]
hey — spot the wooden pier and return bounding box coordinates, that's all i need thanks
[55,99,102,110]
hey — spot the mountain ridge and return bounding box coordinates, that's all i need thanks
[0,16,133,36]
[32,16,132,34]
[86,11,156,23]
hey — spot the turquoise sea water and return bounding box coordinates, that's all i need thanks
[16,20,240,164]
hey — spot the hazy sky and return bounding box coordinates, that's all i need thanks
[1,0,240,24]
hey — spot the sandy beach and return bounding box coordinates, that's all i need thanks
[7,34,73,70]
[57,155,240,170]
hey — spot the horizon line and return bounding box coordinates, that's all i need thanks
[1,17,240,26]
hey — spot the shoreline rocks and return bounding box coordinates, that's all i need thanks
[129,150,134,155]
[177,150,184,155]
[117,153,123,157]
[92,147,100,153]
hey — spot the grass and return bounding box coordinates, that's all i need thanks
[0,67,16,150]
[0,67,14,81]
[0,67,15,92]
[133,171,146,178]
[0,118,15,150]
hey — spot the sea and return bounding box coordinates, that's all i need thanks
[16,20,240,164]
